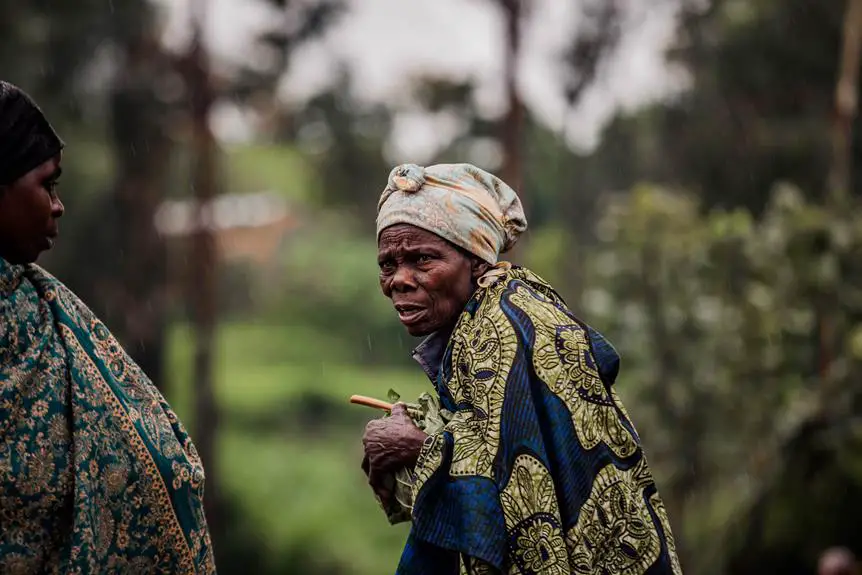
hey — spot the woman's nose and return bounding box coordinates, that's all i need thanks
[51,197,64,218]
[391,266,416,292]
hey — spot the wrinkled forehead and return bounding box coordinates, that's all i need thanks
[377,224,466,257]
[380,223,441,242]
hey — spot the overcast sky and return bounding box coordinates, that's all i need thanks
[154,0,685,157]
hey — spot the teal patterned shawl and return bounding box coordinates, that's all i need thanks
[0,259,215,574]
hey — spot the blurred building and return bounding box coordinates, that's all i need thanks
[154,191,296,263]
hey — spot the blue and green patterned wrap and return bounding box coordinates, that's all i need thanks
[396,266,682,575]
[0,258,216,574]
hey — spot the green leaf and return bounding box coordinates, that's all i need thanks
[377,391,453,524]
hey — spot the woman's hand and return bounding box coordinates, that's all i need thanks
[361,403,429,503]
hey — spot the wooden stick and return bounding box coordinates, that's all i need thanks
[349,395,393,411]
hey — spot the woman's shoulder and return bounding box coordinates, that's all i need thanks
[24,263,61,286]
[24,264,78,302]
[0,262,64,302]
[510,267,564,299]
[24,264,102,326]
[487,266,568,310]
[498,267,621,384]
[478,266,593,337]
[468,266,572,332]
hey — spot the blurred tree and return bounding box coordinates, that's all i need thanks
[723,3,862,573]
[582,182,862,573]
[496,0,525,193]
[285,68,394,226]
[819,0,862,383]
[175,0,348,554]
[580,0,859,214]
[99,9,178,389]
[184,0,222,537]
[0,0,144,122]
[562,0,621,112]
[580,0,862,544]
[0,0,177,386]
[541,0,623,306]
[665,0,849,210]
[225,0,345,135]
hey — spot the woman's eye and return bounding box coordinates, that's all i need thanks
[417,255,432,264]
[379,261,395,273]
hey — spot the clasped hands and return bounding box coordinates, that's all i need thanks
[361,403,428,505]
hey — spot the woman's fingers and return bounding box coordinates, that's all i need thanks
[367,467,392,503]
[364,440,392,471]
[390,402,409,416]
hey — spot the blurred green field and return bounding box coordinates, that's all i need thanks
[166,321,428,573]
[160,142,430,573]
[225,144,316,203]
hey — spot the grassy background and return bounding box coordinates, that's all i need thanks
[165,321,428,573]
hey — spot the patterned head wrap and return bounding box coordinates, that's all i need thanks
[0,81,64,185]
[376,163,527,264]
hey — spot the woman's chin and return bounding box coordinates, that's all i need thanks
[399,309,455,337]
[399,310,429,336]
[404,324,431,337]
[402,318,437,338]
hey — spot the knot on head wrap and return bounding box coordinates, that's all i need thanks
[0,81,64,186]
[376,163,528,264]
[388,163,426,193]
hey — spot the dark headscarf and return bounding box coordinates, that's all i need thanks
[0,81,64,185]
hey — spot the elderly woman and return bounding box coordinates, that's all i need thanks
[362,163,681,574]
[0,81,215,573]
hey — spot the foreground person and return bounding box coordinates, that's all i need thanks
[362,163,681,574]
[0,81,215,573]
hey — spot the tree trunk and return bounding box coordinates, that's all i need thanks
[186,0,222,538]
[829,0,862,204]
[499,0,524,194]
[107,22,171,390]
[819,0,862,383]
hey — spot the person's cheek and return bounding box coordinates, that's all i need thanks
[383,271,399,295]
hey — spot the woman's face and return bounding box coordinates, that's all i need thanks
[378,224,488,337]
[0,154,64,264]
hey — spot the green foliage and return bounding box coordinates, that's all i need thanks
[165,319,429,575]
[562,0,858,222]
[224,143,317,202]
[0,0,153,121]
[287,73,394,223]
[264,213,415,365]
[379,389,452,524]
[165,322,426,422]
[582,183,862,572]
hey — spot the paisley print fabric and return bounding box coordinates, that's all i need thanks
[395,267,681,575]
[0,258,215,574]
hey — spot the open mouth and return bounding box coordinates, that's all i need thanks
[394,303,426,324]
